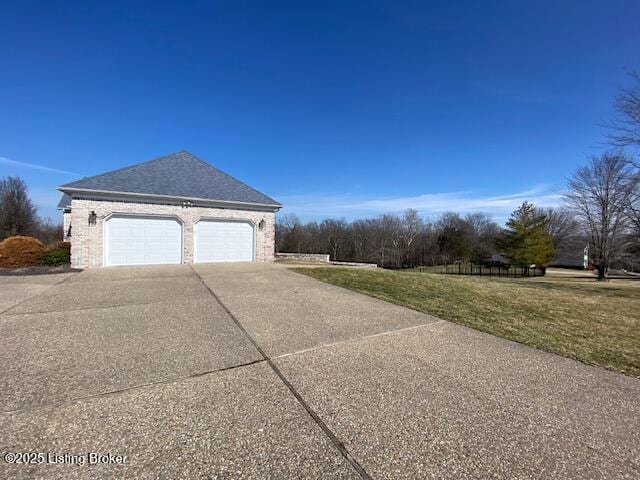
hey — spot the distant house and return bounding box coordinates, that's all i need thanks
[490,247,588,269]
[553,257,584,268]
[553,245,589,269]
[57,151,281,269]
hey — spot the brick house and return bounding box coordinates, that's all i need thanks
[57,151,281,269]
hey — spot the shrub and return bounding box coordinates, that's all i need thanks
[49,241,71,251]
[0,236,45,268]
[38,248,71,266]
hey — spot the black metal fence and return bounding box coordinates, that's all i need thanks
[420,263,546,277]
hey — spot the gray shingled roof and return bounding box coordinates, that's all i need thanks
[58,151,281,207]
[57,193,72,209]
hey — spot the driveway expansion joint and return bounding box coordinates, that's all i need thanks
[1,358,266,416]
[65,273,196,285]
[274,320,446,360]
[1,297,209,316]
[189,265,373,480]
[0,271,81,316]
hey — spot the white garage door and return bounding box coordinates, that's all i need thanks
[194,220,254,263]
[105,216,182,266]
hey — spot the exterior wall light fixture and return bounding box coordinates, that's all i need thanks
[88,211,97,225]
[258,219,265,231]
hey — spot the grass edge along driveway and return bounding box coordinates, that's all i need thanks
[293,267,640,377]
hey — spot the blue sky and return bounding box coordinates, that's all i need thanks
[1,1,638,223]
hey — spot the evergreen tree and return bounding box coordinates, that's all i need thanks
[497,202,555,267]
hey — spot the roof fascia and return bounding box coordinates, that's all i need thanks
[57,187,282,212]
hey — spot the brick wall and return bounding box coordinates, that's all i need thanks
[69,197,276,268]
[275,253,330,263]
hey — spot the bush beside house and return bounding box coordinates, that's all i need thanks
[38,241,71,266]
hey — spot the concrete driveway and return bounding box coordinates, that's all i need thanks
[1,263,638,479]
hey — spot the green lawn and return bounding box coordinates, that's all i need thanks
[293,267,640,377]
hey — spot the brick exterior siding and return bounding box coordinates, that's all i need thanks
[68,197,276,268]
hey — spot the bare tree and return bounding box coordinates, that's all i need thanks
[0,176,37,240]
[609,71,640,157]
[625,159,640,234]
[378,214,402,267]
[464,212,500,262]
[625,163,640,269]
[565,152,637,280]
[351,218,376,262]
[605,71,640,269]
[436,212,472,262]
[275,214,300,252]
[401,209,423,266]
[33,217,64,245]
[540,207,581,258]
[320,219,348,261]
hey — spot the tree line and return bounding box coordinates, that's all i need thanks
[277,73,640,279]
[276,205,587,270]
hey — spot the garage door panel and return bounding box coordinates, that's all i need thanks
[195,220,254,263]
[105,216,182,267]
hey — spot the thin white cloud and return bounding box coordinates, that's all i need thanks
[277,185,564,222]
[0,156,78,175]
